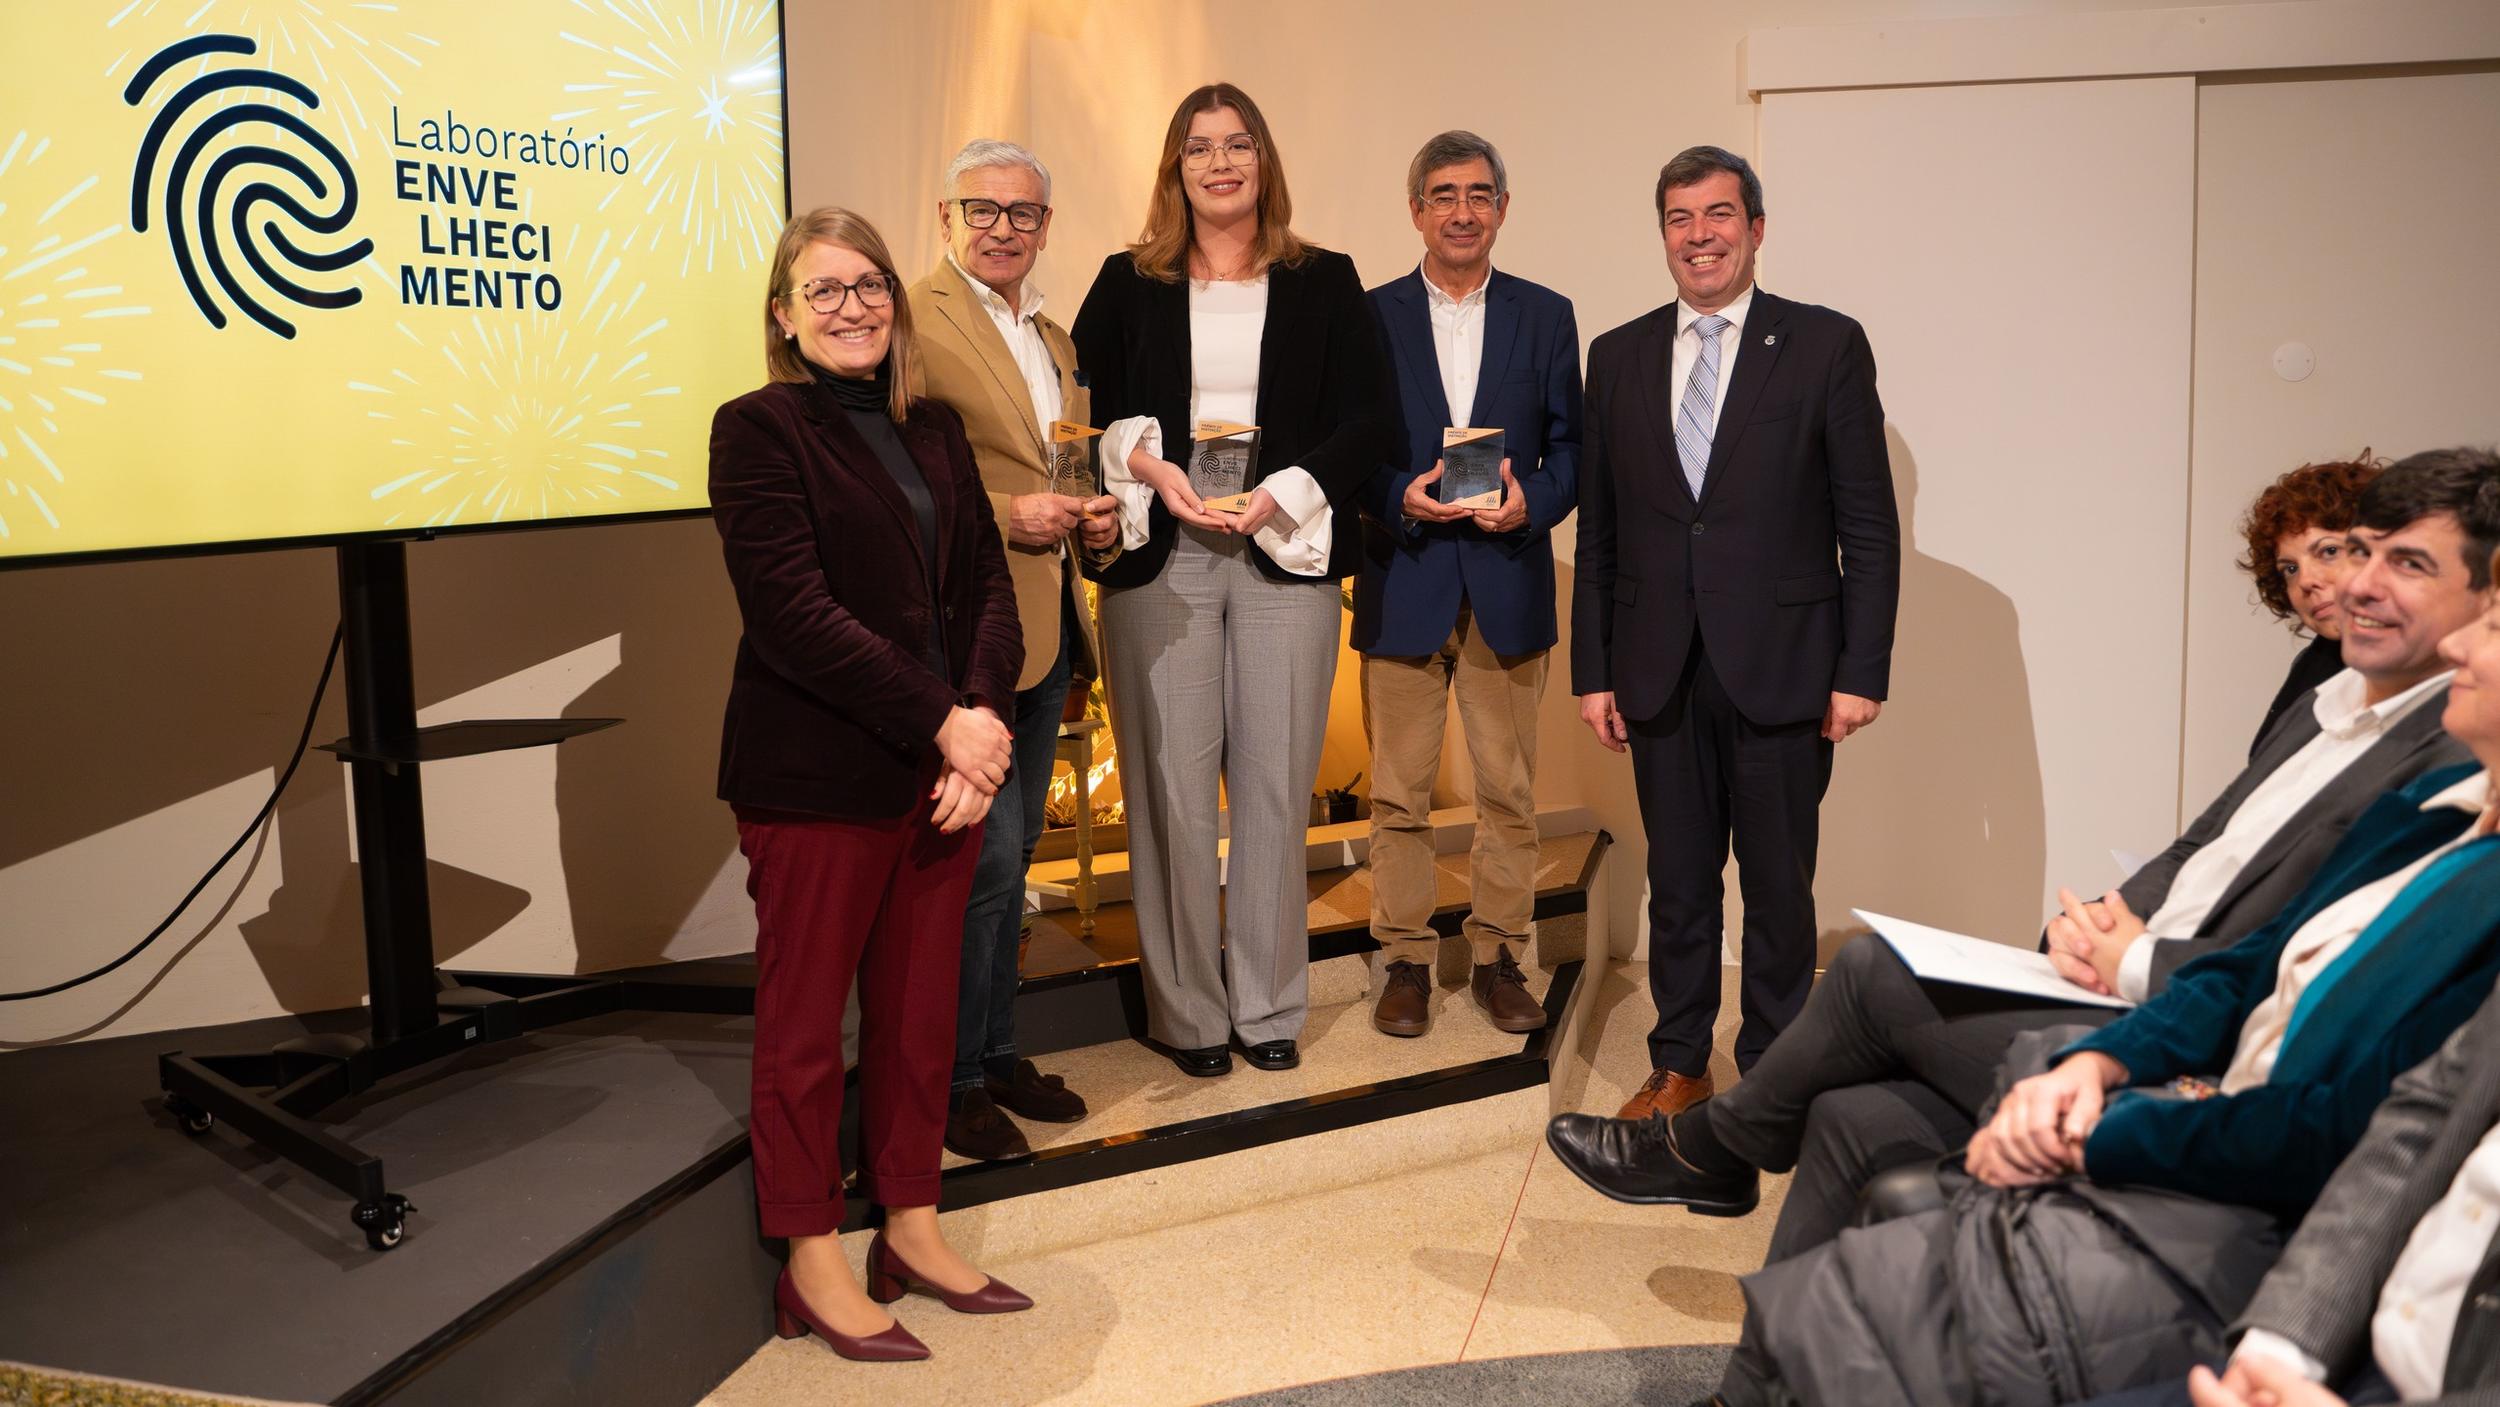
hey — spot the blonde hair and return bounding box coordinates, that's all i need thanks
[762,206,917,421]
[1126,82,1308,283]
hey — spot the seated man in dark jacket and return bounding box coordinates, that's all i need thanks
[1720,555,2500,1407]
[1547,449,2496,1265]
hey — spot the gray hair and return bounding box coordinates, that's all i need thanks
[944,138,1051,204]
[1654,145,1763,223]
[1406,130,1508,205]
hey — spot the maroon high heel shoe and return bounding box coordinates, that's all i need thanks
[774,1266,930,1361]
[866,1232,1034,1313]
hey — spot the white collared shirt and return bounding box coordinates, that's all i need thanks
[1670,284,1756,431]
[1422,262,1493,430]
[2217,768,2492,1095]
[2115,669,2455,1002]
[950,253,1063,435]
[2374,1107,2500,1399]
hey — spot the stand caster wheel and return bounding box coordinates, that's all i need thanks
[166,1095,214,1136]
[353,1194,416,1251]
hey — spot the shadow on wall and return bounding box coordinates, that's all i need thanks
[1814,427,2047,948]
[0,513,745,1032]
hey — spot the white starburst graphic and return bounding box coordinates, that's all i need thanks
[552,0,784,278]
[102,0,439,164]
[0,132,149,542]
[356,232,681,528]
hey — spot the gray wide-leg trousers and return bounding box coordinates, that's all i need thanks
[1098,529,1339,1049]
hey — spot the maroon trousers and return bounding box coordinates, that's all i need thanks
[737,799,979,1238]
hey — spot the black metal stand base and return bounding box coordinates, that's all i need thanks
[153,539,746,1251]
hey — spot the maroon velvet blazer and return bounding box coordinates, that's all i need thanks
[709,379,1022,821]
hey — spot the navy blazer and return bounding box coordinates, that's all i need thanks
[2064,762,2500,1220]
[1353,267,1582,657]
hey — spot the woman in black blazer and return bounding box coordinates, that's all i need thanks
[711,207,1033,1363]
[1072,82,1394,1077]
[2235,454,2384,755]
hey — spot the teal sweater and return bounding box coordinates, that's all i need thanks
[2062,762,2500,1220]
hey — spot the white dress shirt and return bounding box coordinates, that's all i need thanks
[1423,262,1492,429]
[949,253,1063,434]
[1670,284,1755,432]
[2217,768,2491,1094]
[2373,1112,2500,1398]
[2114,669,2454,1002]
[1096,275,1330,574]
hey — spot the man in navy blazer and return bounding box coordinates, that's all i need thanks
[1572,146,1901,1119]
[1354,131,1582,1040]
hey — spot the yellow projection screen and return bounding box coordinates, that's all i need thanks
[0,1,787,565]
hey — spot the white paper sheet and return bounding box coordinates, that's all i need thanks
[1853,909,2136,1010]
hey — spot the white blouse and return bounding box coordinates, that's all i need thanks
[1098,274,1331,575]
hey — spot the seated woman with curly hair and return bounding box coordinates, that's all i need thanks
[2238,454,2386,755]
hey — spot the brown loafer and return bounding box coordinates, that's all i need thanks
[943,1087,1031,1162]
[1617,1067,1713,1121]
[1372,959,1433,1036]
[1471,946,1548,1033]
[985,1059,1087,1124]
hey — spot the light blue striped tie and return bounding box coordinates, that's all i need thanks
[1675,314,1728,498]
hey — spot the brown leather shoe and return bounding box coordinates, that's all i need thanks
[1471,947,1548,1033]
[1616,1067,1713,1121]
[944,1087,1031,1162]
[985,1059,1087,1124]
[1372,959,1432,1036]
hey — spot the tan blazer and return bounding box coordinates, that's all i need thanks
[907,257,1105,693]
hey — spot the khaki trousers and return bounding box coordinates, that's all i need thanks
[1362,608,1548,972]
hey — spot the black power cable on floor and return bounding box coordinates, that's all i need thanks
[1,622,346,1003]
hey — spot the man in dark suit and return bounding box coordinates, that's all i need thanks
[1355,130,1582,1040]
[1571,145,1900,1118]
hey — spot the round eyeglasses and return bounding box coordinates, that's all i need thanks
[1181,136,1260,170]
[790,274,896,314]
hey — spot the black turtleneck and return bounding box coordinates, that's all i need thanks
[814,363,946,676]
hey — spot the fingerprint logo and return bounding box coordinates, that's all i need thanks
[123,34,372,339]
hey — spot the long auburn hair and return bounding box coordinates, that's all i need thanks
[762,206,918,422]
[1126,82,1308,283]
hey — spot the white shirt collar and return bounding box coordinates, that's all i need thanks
[949,252,1042,324]
[2313,667,2453,739]
[1421,262,1493,309]
[1677,283,1756,338]
[2420,767,2493,815]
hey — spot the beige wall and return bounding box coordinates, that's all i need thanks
[7,0,2496,1046]
[2180,66,2500,811]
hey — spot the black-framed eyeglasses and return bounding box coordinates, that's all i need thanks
[1181,135,1259,169]
[789,274,896,314]
[1422,191,1500,215]
[953,198,1049,233]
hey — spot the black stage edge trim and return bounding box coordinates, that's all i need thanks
[334,1132,756,1406]
[839,957,1583,1233]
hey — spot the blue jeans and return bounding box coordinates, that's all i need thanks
[952,637,1072,1091]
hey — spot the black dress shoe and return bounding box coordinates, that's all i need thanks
[1543,1112,1758,1215]
[1241,1039,1299,1071]
[1161,1042,1232,1078]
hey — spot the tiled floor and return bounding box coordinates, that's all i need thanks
[702,961,1776,1406]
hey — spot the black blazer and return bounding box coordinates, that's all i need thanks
[1070,247,1398,585]
[1569,289,1900,726]
[709,380,1022,821]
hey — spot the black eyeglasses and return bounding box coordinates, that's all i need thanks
[953,198,1049,233]
[1181,136,1259,169]
[789,274,896,314]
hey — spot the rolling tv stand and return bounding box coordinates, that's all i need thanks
[156,538,751,1250]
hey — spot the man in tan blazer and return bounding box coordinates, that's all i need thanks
[908,138,1117,1162]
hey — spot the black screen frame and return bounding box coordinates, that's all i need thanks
[0,1,791,575]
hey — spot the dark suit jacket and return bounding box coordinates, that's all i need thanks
[2066,762,2500,1220]
[1352,267,1582,657]
[2117,681,2468,990]
[1069,247,1397,586]
[2237,974,2500,1399]
[1569,288,1899,726]
[708,380,1021,820]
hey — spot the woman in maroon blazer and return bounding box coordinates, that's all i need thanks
[711,206,1030,1362]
